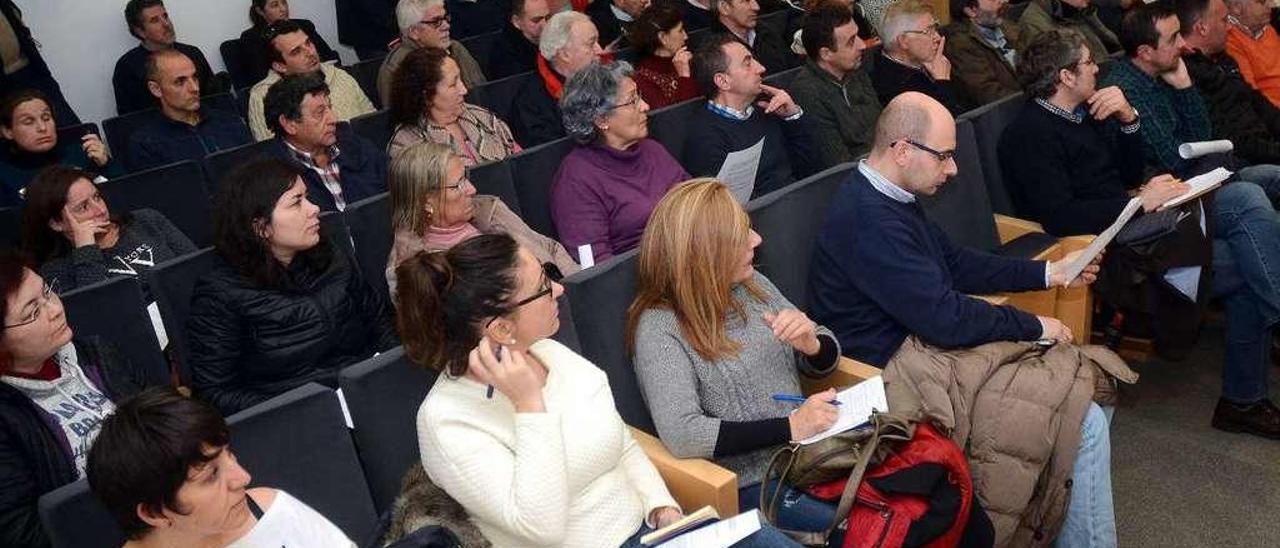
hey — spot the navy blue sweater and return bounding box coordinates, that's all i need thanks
[808,168,1046,366]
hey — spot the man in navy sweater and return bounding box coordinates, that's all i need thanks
[808,92,1098,367]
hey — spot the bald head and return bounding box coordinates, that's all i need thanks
[867,92,958,196]
[871,92,951,154]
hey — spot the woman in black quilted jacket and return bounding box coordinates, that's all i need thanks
[187,158,397,415]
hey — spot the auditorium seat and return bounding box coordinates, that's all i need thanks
[97,160,214,247]
[510,137,574,239]
[647,99,702,162]
[221,38,253,90]
[468,71,537,124]
[467,157,523,216]
[457,31,502,71]
[60,276,170,388]
[321,210,356,260]
[338,347,438,514]
[746,161,857,306]
[343,192,394,304]
[38,480,124,548]
[201,138,277,196]
[762,65,802,89]
[227,383,380,543]
[957,91,1024,216]
[151,247,215,384]
[342,57,386,110]
[55,122,99,146]
[350,109,394,151]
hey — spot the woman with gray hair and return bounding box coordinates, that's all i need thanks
[550,61,689,263]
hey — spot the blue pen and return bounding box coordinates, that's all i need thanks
[772,394,842,406]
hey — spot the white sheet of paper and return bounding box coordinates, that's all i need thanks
[577,244,595,269]
[656,510,762,548]
[798,376,888,445]
[1177,139,1233,159]
[146,301,169,349]
[716,138,766,204]
[1163,167,1233,209]
[1061,197,1143,283]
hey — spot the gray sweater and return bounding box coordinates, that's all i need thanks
[632,272,839,486]
[39,208,197,300]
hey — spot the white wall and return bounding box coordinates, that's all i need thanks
[17,0,357,125]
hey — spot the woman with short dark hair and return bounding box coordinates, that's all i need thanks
[0,90,123,206]
[629,4,702,108]
[88,387,354,547]
[187,158,397,415]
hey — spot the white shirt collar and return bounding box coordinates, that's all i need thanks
[610,3,634,22]
[859,160,916,203]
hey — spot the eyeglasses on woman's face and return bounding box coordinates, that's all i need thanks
[485,262,564,328]
[3,280,59,329]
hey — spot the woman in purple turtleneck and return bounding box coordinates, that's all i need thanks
[551,61,690,263]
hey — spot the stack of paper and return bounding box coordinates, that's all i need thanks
[798,376,888,445]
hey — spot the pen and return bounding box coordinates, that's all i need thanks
[772,394,842,406]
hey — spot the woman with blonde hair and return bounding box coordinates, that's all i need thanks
[384,141,577,300]
[625,178,845,539]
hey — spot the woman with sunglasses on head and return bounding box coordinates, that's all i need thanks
[0,89,123,207]
[237,0,339,87]
[394,234,801,547]
[20,166,197,299]
[0,247,149,548]
[187,158,397,416]
[385,141,576,301]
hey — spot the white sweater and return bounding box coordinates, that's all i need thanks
[417,339,678,548]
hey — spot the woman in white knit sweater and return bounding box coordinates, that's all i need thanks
[393,233,800,547]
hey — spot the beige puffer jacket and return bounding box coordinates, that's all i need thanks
[883,337,1137,548]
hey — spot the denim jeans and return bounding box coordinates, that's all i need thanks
[1210,182,1280,403]
[739,480,842,543]
[1237,163,1280,208]
[1055,403,1117,548]
[617,517,803,547]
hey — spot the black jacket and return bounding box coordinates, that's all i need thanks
[187,246,398,415]
[267,125,389,213]
[510,71,565,147]
[870,51,966,115]
[237,19,340,89]
[112,42,224,116]
[0,1,53,87]
[1184,49,1280,166]
[488,24,539,80]
[0,338,145,548]
[702,18,798,74]
[587,0,631,50]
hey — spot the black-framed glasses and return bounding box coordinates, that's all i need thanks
[485,262,564,327]
[3,280,59,329]
[419,13,451,29]
[899,139,955,162]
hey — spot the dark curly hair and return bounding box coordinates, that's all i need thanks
[388,46,452,128]
[629,4,686,58]
[1017,29,1089,100]
[124,0,166,40]
[211,158,333,291]
[20,166,132,265]
[263,71,329,138]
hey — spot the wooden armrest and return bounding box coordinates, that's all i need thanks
[1051,235,1095,343]
[801,356,881,394]
[631,427,739,518]
[972,294,1009,306]
[993,214,1047,245]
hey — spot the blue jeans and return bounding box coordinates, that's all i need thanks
[1055,403,1117,548]
[1210,182,1280,403]
[739,480,842,546]
[618,519,803,547]
[1237,163,1280,208]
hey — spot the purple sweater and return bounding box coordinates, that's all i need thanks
[550,139,689,261]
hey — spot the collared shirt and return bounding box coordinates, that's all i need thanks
[1034,97,1142,134]
[859,160,915,203]
[609,3,634,22]
[706,100,803,122]
[286,141,346,211]
[975,23,1017,68]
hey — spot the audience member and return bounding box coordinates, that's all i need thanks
[489,0,551,78]
[1179,0,1280,167]
[675,0,717,31]
[20,166,196,299]
[1018,0,1122,61]
[248,20,376,141]
[113,0,223,116]
[188,159,396,415]
[945,0,1026,106]
[1225,0,1280,108]
[87,387,356,547]
[1003,29,1280,439]
[264,72,388,212]
[387,47,521,163]
[685,33,818,199]
[808,93,1122,547]
[126,49,252,173]
[0,248,146,547]
[0,0,79,124]
[394,233,800,547]
[553,61,688,262]
[511,11,604,146]
[706,0,797,73]
[377,0,487,108]
[588,0,652,49]
[238,0,341,87]
[334,0,398,60]
[789,3,881,169]
[630,4,703,108]
[385,141,576,299]
[0,90,122,206]
[627,179,847,537]
[871,0,965,114]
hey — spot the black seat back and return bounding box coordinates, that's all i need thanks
[227,383,379,542]
[747,162,857,306]
[338,347,438,514]
[201,139,277,196]
[351,109,394,151]
[648,99,703,161]
[102,110,163,167]
[98,161,213,247]
[458,31,501,69]
[221,38,253,89]
[469,72,537,123]
[918,119,1001,252]
[150,248,215,384]
[467,158,522,216]
[55,122,99,146]
[343,57,386,109]
[510,137,574,238]
[60,276,169,388]
[561,250,655,433]
[957,92,1025,216]
[344,192,393,304]
[38,480,124,548]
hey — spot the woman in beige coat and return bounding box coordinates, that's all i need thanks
[385,141,578,302]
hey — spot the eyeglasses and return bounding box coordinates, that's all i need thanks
[902,23,941,38]
[610,94,642,111]
[419,14,450,29]
[442,176,473,193]
[3,280,60,329]
[1066,57,1097,72]
[485,262,564,328]
[899,139,955,162]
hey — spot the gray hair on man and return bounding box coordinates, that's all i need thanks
[540,10,591,60]
[560,61,634,144]
[396,0,445,35]
[879,0,934,49]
